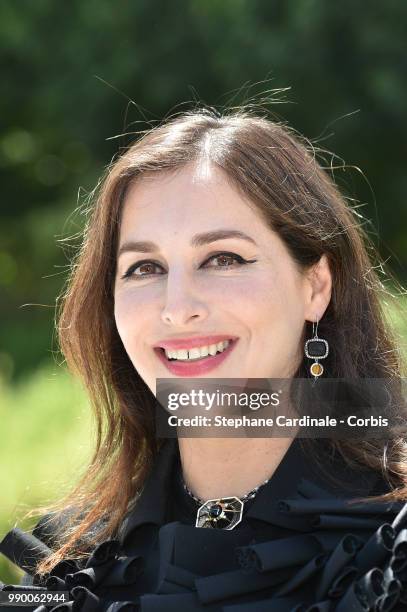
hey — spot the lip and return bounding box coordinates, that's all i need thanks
[154,335,238,350]
[154,338,239,377]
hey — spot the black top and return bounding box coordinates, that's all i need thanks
[1,437,407,611]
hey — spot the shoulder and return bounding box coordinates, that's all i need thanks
[17,508,106,586]
[25,507,82,553]
[16,510,76,586]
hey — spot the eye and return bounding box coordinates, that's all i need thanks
[202,252,253,268]
[121,260,164,280]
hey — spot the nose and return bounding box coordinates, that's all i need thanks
[160,272,209,327]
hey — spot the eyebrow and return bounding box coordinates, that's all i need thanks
[117,229,258,257]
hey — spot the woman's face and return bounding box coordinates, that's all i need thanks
[114,163,317,394]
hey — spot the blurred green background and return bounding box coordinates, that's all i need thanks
[1,0,406,584]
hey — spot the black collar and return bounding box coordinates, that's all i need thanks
[117,437,383,545]
[117,439,178,544]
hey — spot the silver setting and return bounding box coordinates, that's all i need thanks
[304,337,329,359]
[182,473,271,530]
[195,496,244,529]
[304,317,329,380]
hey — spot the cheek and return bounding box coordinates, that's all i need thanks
[241,274,280,316]
[113,290,152,347]
[114,295,157,376]
[245,275,304,349]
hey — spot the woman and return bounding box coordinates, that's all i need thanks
[1,108,406,611]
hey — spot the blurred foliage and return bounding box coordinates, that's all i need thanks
[0,364,92,584]
[0,0,406,381]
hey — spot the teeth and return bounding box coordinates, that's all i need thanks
[163,339,232,361]
[208,344,218,356]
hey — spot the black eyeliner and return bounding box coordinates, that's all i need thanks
[121,252,257,280]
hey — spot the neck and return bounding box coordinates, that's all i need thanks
[177,437,294,501]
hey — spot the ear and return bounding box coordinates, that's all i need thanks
[303,254,332,323]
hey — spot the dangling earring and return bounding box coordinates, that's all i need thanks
[304,316,329,378]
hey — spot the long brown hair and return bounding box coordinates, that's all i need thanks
[29,107,406,576]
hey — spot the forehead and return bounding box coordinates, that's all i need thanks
[118,163,267,238]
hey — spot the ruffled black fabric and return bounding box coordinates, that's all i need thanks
[2,437,407,611]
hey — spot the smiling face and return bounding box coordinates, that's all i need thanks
[114,163,315,395]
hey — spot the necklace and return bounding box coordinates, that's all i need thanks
[182,475,271,530]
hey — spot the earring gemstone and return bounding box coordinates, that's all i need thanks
[304,338,329,359]
[310,362,324,377]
